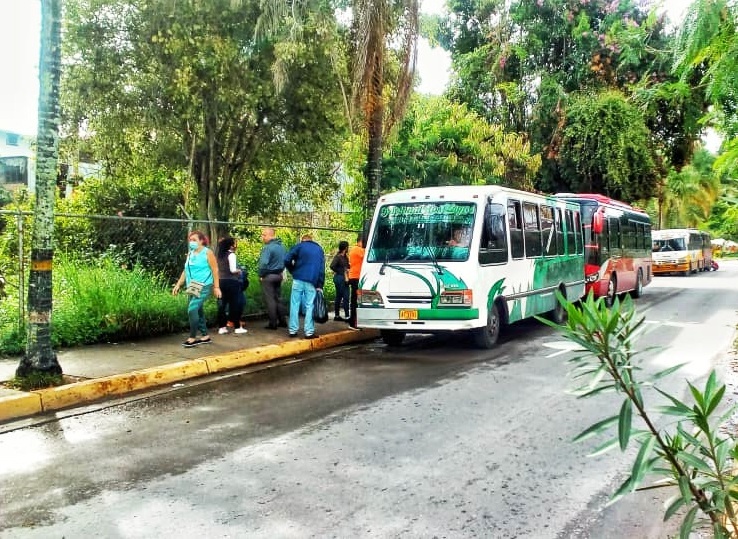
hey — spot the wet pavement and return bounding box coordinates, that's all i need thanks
[1,263,737,538]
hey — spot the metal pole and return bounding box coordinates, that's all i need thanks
[17,210,25,332]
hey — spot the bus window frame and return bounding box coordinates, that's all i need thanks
[523,201,543,258]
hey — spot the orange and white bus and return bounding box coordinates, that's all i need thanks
[555,193,652,306]
[652,229,712,275]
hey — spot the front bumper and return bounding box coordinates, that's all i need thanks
[357,307,481,332]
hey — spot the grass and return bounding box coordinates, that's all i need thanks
[0,254,338,356]
[5,372,64,391]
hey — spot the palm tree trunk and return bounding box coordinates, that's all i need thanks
[366,50,384,211]
[17,0,63,376]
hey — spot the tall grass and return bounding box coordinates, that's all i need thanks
[0,229,347,356]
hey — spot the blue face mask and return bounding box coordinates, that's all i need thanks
[188,241,199,251]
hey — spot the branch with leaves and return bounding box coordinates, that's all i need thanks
[540,293,738,538]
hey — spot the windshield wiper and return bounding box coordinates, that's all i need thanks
[379,252,389,275]
[424,244,444,275]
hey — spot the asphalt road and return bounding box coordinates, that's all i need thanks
[1,262,737,538]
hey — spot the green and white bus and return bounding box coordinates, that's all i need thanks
[357,186,585,348]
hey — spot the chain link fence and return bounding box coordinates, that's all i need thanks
[0,209,359,354]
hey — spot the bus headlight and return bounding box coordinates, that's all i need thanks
[439,289,473,306]
[358,290,384,307]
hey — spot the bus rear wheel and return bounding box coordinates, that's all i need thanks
[605,276,617,308]
[381,330,406,347]
[474,302,501,349]
[547,286,568,324]
[631,269,644,298]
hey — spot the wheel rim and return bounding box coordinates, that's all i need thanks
[488,309,499,337]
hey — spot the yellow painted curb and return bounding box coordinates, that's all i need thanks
[205,329,379,373]
[33,359,210,412]
[1,329,379,422]
[0,391,43,422]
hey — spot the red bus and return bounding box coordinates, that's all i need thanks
[555,193,652,306]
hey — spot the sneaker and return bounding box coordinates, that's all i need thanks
[182,339,198,348]
[218,327,230,335]
[234,327,248,334]
[289,333,298,338]
[305,333,319,339]
[196,336,212,345]
[347,325,360,331]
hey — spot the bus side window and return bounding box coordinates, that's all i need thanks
[565,210,575,255]
[609,218,621,252]
[541,205,556,256]
[555,208,565,256]
[523,202,542,257]
[479,203,508,265]
[574,210,582,254]
[508,200,524,259]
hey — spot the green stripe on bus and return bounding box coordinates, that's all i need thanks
[417,309,480,320]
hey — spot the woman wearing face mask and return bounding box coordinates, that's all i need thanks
[172,231,222,347]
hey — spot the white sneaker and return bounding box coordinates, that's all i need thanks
[234,327,248,334]
[218,327,230,335]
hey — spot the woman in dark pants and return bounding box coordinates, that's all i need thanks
[216,237,247,335]
[330,241,350,321]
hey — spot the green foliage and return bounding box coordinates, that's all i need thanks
[541,293,738,537]
[63,0,348,224]
[383,96,541,190]
[557,91,659,202]
[444,0,705,198]
[5,372,64,391]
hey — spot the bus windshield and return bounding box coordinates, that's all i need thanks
[653,238,686,252]
[368,202,477,263]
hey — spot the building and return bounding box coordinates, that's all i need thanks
[0,128,101,195]
[0,129,35,190]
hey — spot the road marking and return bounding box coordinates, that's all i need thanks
[542,341,583,358]
[643,320,698,328]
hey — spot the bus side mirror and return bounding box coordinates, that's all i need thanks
[592,210,604,235]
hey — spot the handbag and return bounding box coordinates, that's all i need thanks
[185,280,205,297]
[313,289,329,324]
[185,254,206,297]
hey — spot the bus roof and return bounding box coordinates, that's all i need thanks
[377,185,580,207]
[554,193,649,216]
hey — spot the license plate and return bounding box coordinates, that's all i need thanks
[399,309,418,320]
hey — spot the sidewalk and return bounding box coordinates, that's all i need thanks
[0,320,378,423]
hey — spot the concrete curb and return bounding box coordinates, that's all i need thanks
[0,329,378,423]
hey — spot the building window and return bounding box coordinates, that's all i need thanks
[5,133,20,146]
[0,156,28,184]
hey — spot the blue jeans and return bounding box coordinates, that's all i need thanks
[188,285,212,338]
[289,279,316,336]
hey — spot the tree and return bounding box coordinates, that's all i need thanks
[556,91,660,202]
[63,0,347,239]
[442,0,705,197]
[17,0,63,377]
[652,148,719,228]
[350,0,419,210]
[674,0,738,175]
[383,96,541,190]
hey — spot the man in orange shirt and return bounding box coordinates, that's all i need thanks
[347,234,365,329]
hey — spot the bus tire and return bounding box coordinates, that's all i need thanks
[605,276,617,308]
[632,269,644,298]
[474,302,501,349]
[381,330,406,347]
[547,286,568,324]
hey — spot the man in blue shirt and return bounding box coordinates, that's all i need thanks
[284,234,325,338]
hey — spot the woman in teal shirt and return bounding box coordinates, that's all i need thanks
[172,231,222,347]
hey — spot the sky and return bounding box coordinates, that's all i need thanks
[0,0,695,136]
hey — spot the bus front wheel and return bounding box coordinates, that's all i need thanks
[474,303,501,349]
[381,330,406,347]
[547,286,568,324]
